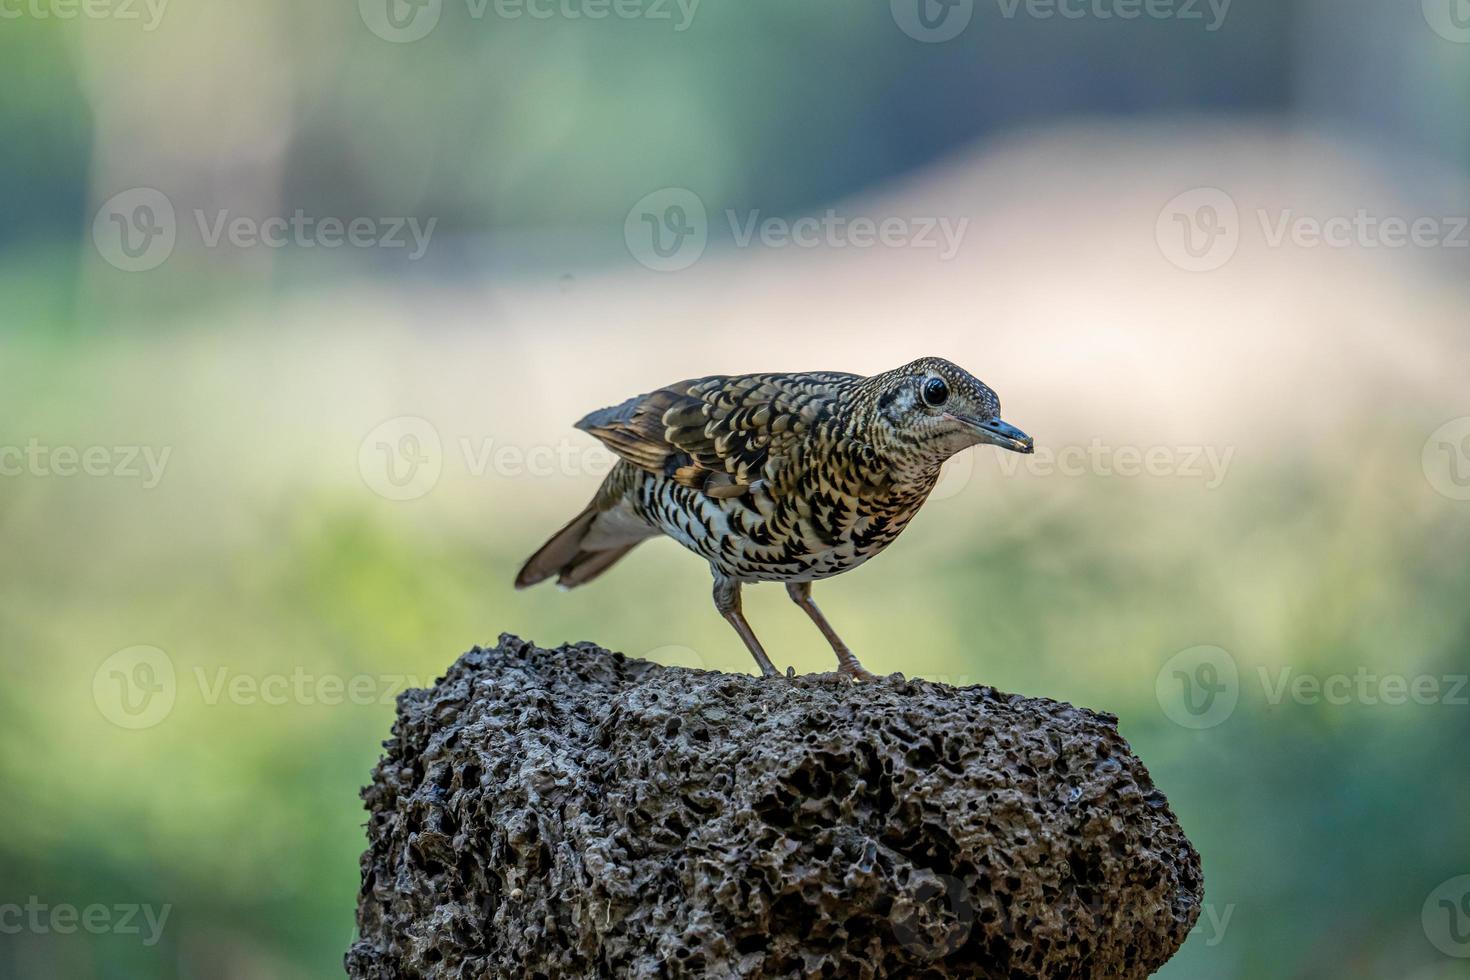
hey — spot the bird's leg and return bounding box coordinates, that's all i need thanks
[713,576,781,678]
[786,582,878,681]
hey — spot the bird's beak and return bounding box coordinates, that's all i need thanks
[950,415,1034,454]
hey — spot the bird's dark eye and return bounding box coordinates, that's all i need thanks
[922,377,949,407]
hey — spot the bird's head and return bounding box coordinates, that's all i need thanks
[863,356,1033,462]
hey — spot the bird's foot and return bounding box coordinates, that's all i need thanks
[837,662,880,683]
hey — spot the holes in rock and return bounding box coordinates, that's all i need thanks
[770,893,820,936]
[358,640,1199,979]
[681,793,718,816]
[754,794,796,830]
[785,763,833,799]
[788,767,814,796]
[907,744,938,769]
[882,824,960,875]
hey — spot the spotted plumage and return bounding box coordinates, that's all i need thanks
[516,356,1033,678]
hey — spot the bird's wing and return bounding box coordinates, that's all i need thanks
[576,372,857,497]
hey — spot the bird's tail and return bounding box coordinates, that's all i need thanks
[514,470,651,590]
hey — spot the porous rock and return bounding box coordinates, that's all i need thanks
[348,635,1201,979]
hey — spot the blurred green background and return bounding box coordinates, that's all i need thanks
[4,0,1470,977]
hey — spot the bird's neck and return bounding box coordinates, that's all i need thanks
[829,388,946,494]
[880,452,944,496]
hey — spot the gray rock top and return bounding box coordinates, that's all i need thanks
[348,634,1202,979]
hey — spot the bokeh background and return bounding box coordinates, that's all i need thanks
[4,0,1470,976]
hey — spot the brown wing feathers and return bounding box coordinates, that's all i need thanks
[576,373,853,498]
[519,370,860,590]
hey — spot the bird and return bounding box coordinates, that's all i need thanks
[515,356,1033,680]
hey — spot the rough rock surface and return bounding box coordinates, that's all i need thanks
[348,635,1202,979]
